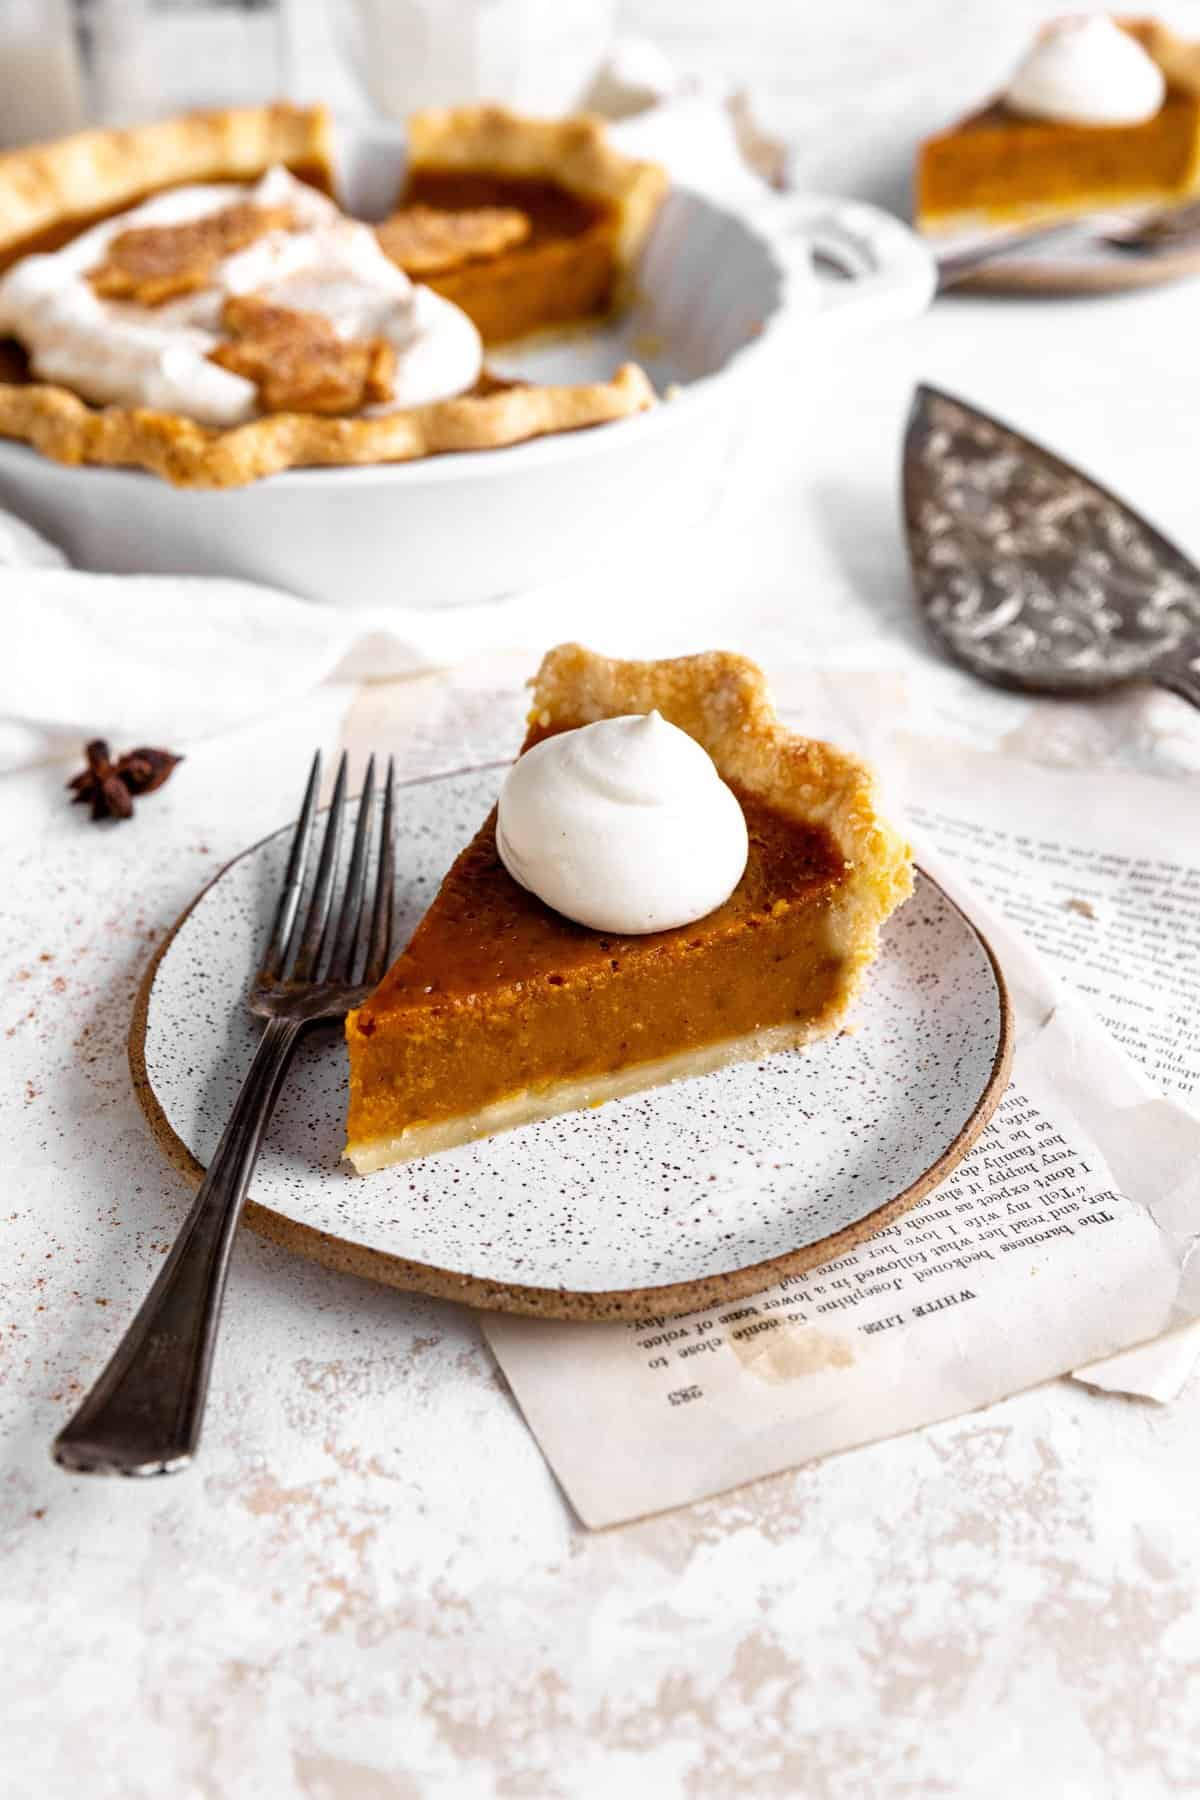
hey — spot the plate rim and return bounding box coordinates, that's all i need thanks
[128,764,1015,1322]
[916,220,1200,295]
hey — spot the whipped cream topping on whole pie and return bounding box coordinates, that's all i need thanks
[0,165,483,426]
[496,709,750,934]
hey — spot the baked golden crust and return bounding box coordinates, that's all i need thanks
[406,104,669,273]
[0,104,334,266]
[0,363,656,487]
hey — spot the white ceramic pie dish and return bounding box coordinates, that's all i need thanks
[0,124,935,610]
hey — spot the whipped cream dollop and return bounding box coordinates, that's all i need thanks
[496,711,749,935]
[1004,15,1166,125]
[0,166,482,427]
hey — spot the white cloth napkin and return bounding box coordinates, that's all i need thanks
[3,50,775,770]
[3,520,686,766]
[6,547,351,766]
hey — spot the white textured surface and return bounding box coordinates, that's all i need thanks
[4,4,1200,1794]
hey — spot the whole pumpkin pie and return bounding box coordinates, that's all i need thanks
[0,103,664,486]
[344,645,913,1172]
[916,16,1200,237]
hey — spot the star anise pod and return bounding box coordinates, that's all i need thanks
[67,740,183,822]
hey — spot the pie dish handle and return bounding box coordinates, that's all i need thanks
[760,195,938,338]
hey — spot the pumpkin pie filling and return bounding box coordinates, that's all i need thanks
[348,791,849,1156]
[344,646,913,1172]
[374,202,531,277]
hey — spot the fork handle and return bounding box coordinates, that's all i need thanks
[53,1017,302,1476]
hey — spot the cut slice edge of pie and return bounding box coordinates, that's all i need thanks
[344,645,914,1174]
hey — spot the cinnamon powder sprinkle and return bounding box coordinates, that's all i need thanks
[89,201,294,306]
[209,294,396,416]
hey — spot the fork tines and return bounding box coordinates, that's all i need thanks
[262,751,395,990]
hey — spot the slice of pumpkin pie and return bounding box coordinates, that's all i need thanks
[917,16,1200,237]
[345,645,913,1172]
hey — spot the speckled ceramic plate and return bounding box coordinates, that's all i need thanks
[130,766,1012,1321]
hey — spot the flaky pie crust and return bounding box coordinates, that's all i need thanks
[0,104,336,265]
[0,363,655,487]
[0,104,659,487]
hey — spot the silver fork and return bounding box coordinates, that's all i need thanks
[53,750,396,1478]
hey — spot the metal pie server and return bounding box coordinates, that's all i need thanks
[903,385,1200,711]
